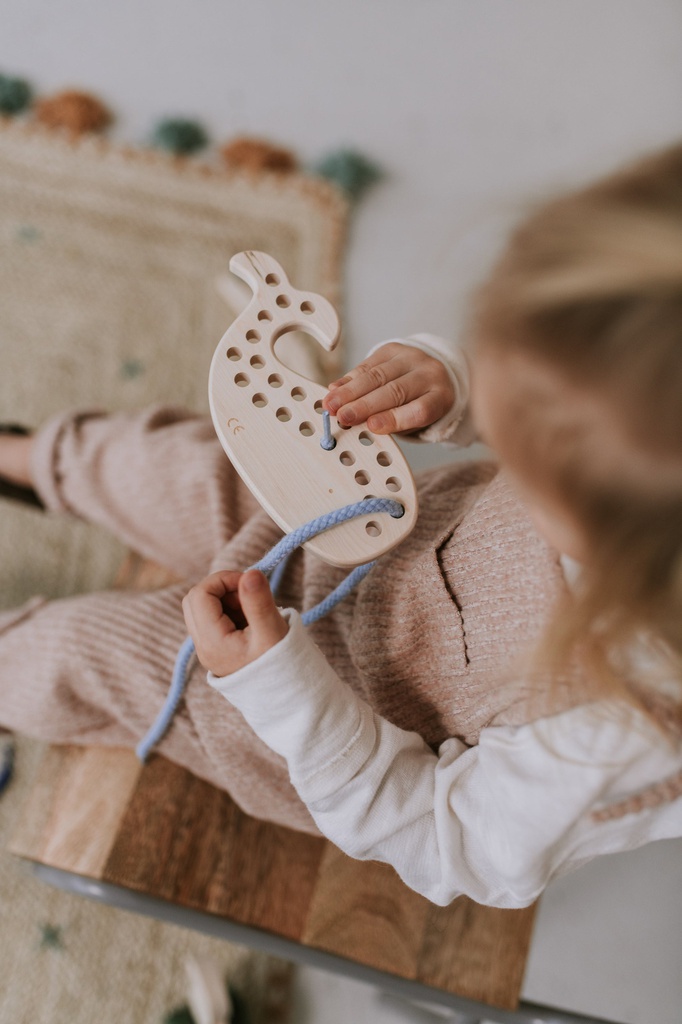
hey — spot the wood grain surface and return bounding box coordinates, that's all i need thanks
[302,844,431,976]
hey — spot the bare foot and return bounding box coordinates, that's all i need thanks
[0,434,34,487]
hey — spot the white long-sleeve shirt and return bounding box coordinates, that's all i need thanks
[208,607,682,908]
[207,334,682,908]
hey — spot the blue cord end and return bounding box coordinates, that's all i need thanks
[320,410,336,451]
[0,736,15,796]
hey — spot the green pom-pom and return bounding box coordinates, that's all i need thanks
[313,149,383,201]
[151,118,209,156]
[0,75,32,115]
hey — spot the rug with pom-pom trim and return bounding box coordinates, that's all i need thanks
[0,116,347,611]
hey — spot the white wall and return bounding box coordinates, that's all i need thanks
[3,0,682,359]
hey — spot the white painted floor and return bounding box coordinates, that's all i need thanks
[290,837,682,1024]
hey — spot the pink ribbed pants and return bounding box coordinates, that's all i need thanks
[0,405,321,829]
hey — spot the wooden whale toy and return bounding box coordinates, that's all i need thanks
[208,251,418,569]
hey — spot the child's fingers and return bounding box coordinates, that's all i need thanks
[196,569,244,597]
[327,364,446,432]
[325,364,423,424]
[183,571,287,677]
[366,390,452,434]
[182,571,243,641]
[324,345,455,433]
[325,347,411,412]
[332,369,436,428]
[183,572,252,675]
[237,571,289,653]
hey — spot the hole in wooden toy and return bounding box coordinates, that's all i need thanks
[272,329,340,390]
[252,393,268,408]
[365,521,382,538]
[250,355,265,369]
[227,347,242,361]
[276,407,292,422]
[291,386,306,401]
[276,294,291,308]
[299,422,314,437]
[235,373,250,387]
[265,273,280,286]
[359,431,374,446]
[386,476,401,492]
[268,374,283,388]
[314,400,324,414]
[246,329,260,343]
[300,301,315,314]
[258,310,273,321]
[339,451,355,467]
[355,470,370,486]
[377,451,392,467]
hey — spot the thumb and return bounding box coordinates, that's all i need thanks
[238,570,289,649]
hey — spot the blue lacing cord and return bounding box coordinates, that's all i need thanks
[0,735,15,797]
[136,497,404,761]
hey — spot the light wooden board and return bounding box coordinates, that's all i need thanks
[209,251,419,568]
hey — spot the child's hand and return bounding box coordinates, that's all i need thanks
[323,342,454,434]
[182,569,289,677]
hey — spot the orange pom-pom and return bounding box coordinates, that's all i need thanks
[220,137,297,175]
[34,90,112,136]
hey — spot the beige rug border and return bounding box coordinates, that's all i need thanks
[0,114,349,310]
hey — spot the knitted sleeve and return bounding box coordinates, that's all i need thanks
[29,405,261,579]
[208,610,682,908]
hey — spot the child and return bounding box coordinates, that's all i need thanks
[2,143,682,908]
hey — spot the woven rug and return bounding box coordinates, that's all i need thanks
[0,118,346,1022]
[0,736,294,1024]
[0,119,347,609]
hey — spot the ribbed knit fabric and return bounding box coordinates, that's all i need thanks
[0,405,664,832]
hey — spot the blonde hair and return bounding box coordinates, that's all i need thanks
[470,143,682,736]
